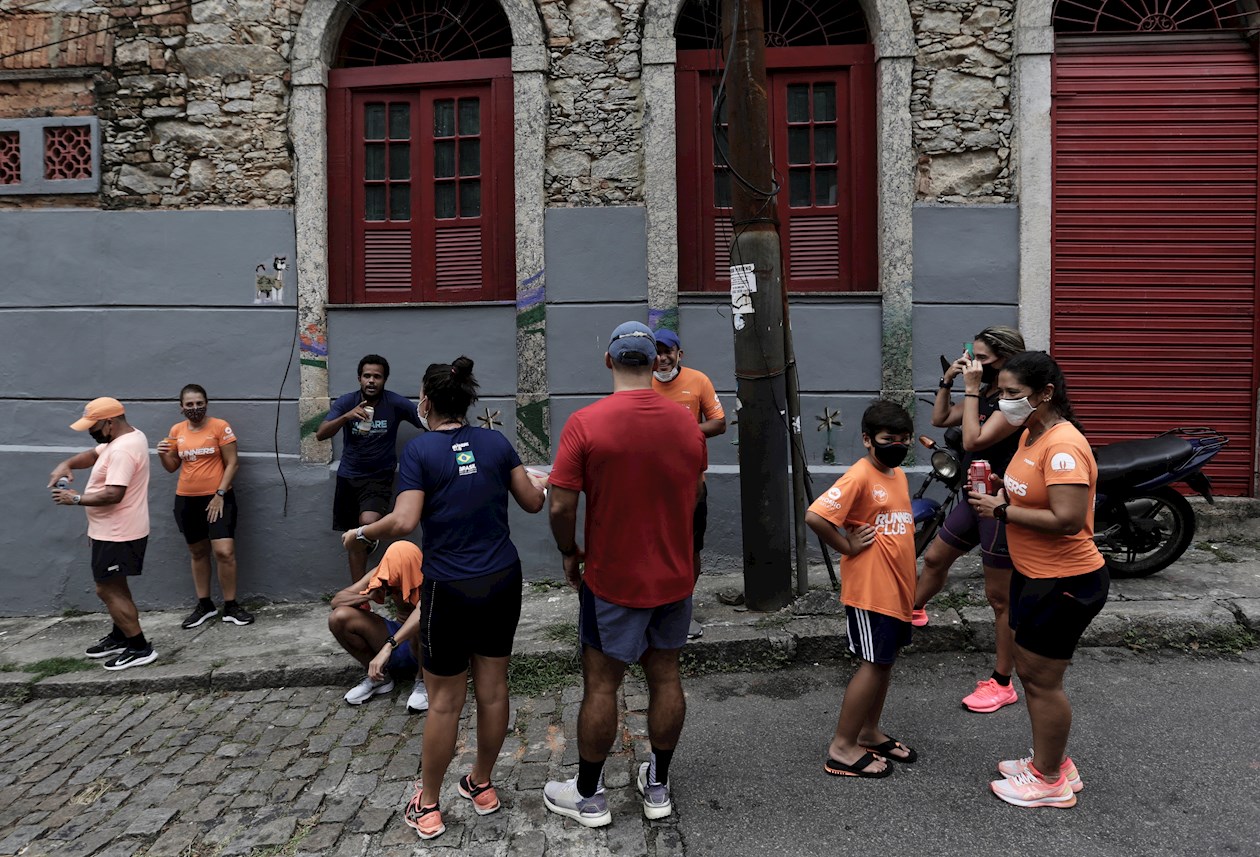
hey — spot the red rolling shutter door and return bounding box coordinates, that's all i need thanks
[1052,37,1260,495]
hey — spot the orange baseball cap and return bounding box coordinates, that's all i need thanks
[70,397,126,431]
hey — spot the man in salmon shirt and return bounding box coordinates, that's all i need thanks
[49,397,158,671]
[651,328,726,640]
[543,322,707,828]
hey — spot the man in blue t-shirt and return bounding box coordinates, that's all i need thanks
[316,354,422,581]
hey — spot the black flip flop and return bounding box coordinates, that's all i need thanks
[863,737,918,764]
[824,751,892,778]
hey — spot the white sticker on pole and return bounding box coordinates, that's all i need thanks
[730,263,756,315]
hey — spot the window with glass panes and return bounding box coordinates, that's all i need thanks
[675,45,876,293]
[328,56,513,303]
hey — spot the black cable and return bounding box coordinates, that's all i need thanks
[710,0,781,200]
[274,304,299,517]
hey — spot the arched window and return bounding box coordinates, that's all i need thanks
[1053,0,1252,33]
[675,0,876,293]
[328,0,515,304]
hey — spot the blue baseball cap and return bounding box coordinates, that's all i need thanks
[608,321,657,366]
[654,329,681,350]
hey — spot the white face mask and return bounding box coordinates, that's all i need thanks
[418,398,430,432]
[998,396,1038,426]
[653,366,680,383]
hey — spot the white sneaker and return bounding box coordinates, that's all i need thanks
[344,675,393,705]
[542,777,611,828]
[407,682,429,713]
[637,761,673,819]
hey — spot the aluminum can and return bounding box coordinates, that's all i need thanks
[969,459,992,495]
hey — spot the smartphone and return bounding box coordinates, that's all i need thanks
[964,342,975,359]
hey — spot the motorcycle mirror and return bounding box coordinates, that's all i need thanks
[939,354,950,372]
[918,435,937,449]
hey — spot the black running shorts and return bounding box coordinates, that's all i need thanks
[90,537,148,582]
[419,561,523,676]
[332,471,394,531]
[174,491,238,544]
[1009,565,1109,660]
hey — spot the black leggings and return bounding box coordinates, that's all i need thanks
[419,561,523,676]
[1009,565,1109,660]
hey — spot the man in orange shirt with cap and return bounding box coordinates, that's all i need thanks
[49,397,158,670]
[651,328,726,639]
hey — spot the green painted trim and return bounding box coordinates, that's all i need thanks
[300,357,327,369]
[516,303,545,336]
[516,398,549,461]
[300,412,324,439]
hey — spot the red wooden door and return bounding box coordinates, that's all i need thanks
[1051,36,1260,495]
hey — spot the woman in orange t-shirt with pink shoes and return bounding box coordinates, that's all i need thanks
[970,351,1107,810]
[157,384,253,629]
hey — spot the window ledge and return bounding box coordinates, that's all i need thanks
[326,300,516,310]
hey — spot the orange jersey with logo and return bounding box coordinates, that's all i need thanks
[807,457,916,621]
[169,417,237,497]
[652,367,725,425]
[1002,421,1104,579]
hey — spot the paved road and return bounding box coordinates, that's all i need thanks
[0,650,1257,856]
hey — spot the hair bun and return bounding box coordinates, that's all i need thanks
[452,355,475,379]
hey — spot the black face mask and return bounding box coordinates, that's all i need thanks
[872,440,909,468]
[981,364,998,385]
[183,407,207,423]
[89,426,109,444]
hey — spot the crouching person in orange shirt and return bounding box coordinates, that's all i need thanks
[328,540,429,713]
[806,400,918,779]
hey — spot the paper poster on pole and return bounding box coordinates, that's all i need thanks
[730,263,756,315]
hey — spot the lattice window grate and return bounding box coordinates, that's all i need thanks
[0,132,19,185]
[676,0,868,50]
[336,0,512,67]
[1053,0,1253,32]
[44,125,93,181]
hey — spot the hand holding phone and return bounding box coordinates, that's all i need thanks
[964,342,975,359]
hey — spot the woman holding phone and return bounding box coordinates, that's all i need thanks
[157,384,253,628]
[916,326,1025,713]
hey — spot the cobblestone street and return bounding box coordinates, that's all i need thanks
[0,681,683,857]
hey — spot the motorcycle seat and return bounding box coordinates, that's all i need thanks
[1094,436,1193,489]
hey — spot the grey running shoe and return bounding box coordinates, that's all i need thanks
[637,761,673,819]
[542,777,611,828]
[344,675,393,705]
[103,646,158,671]
[181,603,218,629]
[221,604,255,626]
[687,618,703,640]
[85,634,126,659]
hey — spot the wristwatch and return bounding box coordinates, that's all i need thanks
[72,494,82,505]
[993,503,1010,522]
[938,376,952,389]
[215,489,226,497]
[385,635,398,649]
[558,543,578,557]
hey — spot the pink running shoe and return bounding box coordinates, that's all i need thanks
[990,768,1076,808]
[962,678,1019,713]
[911,608,929,627]
[998,753,1083,793]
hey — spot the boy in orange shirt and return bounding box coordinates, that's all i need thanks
[805,400,918,778]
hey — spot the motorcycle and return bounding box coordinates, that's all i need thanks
[910,426,1228,578]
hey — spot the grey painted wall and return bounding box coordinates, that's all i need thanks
[543,207,647,303]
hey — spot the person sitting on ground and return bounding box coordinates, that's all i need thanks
[806,399,918,779]
[328,540,429,713]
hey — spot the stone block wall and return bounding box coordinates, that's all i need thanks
[539,0,644,205]
[910,0,1014,203]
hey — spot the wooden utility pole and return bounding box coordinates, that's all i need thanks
[722,0,792,611]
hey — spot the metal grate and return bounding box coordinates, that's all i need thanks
[43,125,92,181]
[335,0,512,68]
[0,131,19,185]
[1053,0,1253,33]
[676,0,868,50]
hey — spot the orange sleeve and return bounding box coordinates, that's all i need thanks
[699,376,725,421]
[807,469,860,529]
[1042,438,1093,487]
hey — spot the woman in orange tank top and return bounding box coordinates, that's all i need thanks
[970,351,1108,810]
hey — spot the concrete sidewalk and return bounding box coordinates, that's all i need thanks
[2,536,1259,701]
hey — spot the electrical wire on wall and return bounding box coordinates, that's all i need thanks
[274,303,300,517]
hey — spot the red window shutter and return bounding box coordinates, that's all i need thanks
[328,60,514,304]
[788,216,840,279]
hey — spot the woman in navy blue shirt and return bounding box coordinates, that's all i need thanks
[344,356,545,841]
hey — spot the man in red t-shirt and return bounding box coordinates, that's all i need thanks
[543,321,707,829]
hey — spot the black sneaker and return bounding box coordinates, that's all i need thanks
[84,634,127,659]
[181,603,218,629]
[221,604,255,626]
[103,646,159,671]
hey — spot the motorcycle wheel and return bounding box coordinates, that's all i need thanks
[1096,486,1196,578]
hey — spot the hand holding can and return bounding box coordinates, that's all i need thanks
[968,459,992,495]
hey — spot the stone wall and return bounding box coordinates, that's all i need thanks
[910,0,1014,203]
[539,0,645,205]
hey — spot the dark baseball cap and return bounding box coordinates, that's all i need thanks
[608,321,656,366]
[654,329,681,350]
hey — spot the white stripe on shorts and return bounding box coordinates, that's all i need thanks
[851,608,875,662]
